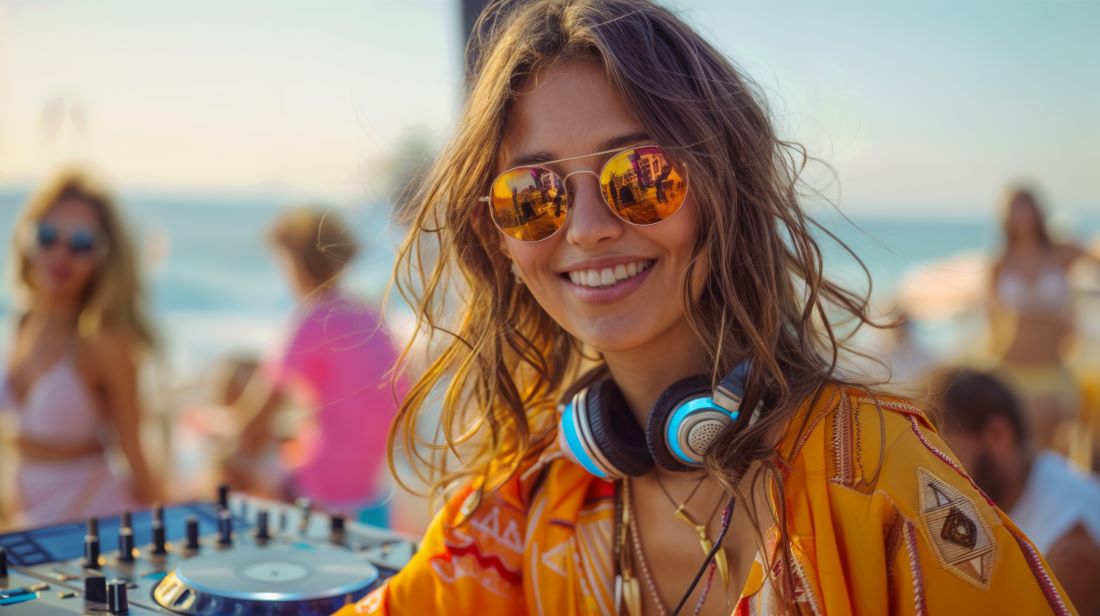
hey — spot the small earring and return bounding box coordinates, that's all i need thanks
[511,262,524,285]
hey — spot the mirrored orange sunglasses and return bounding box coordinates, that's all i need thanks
[480,145,689,242]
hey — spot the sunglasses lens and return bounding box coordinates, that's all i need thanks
[35,224,59,249]
[600,146,687,225]
[68,230,98,255]
[489,167,569,241]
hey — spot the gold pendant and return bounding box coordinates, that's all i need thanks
[675,507,730,589]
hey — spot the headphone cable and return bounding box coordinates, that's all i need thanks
[670,494,737,616]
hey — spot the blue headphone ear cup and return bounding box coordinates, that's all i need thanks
[646,375,713,472]
[585,379,654,478]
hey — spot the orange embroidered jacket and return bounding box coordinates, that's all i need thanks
[335,386,1076,615]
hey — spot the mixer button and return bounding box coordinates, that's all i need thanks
[185,516,201,551]
[84,574,107,603]
[106,579,129,613]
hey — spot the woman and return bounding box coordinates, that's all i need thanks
[230,208,403,525]
[1,170,160,527]
[339,1,1073,614]
[990,187,1098,456]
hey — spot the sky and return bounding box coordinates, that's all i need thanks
[0,0,1097,215]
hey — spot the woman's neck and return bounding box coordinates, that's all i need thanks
[1007,235,1047,255]
[32,296,81,324]
[602,319,709,428]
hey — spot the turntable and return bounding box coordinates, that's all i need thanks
[153,546,378,615]
[0,486,416,614]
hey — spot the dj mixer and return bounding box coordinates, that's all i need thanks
[0,486,416,614]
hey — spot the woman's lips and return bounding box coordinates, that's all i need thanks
[560,259,655,303]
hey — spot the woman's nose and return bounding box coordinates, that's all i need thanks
[565,173,623,248]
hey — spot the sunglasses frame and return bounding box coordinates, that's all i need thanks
[480,144,689,242]
[29,221,108,260]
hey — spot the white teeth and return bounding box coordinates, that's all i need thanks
[566,260,652,288]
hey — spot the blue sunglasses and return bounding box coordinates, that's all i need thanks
[33,222,104,258]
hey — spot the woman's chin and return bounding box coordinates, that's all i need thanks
[573,323,660,356]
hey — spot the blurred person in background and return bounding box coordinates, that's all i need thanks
[0,170,161,527]
[935,368,1100,613]
[990,185,1100,456]
[228,207,403,527]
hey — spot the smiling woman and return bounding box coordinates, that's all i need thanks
[335,1,1076,615]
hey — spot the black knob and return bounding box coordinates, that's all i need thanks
[117,529,135,563]
[84,535,101,569]
[83,517,101,569]
[217,510,233,546]
[254,510,270,541]
[106,579,129,613]
[185,516,201,551]
[217,483,230,510]
[84,574,107,603]
[0,546,8,578]
[330,514,346,542]
[150,502,167,555]
[120,511,132,530]
[152,524,167,556]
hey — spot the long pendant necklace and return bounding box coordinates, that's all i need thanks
[656,473,730,589]
[616,480,643,616]
[625,478,718,616]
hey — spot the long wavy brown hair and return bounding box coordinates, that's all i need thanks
[390,0,878,603]
[12,169,156,349]
[1000,185,1052,250]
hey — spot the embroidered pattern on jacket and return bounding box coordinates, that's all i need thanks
[915,467,996,590]
[1008,527,1072,616]
[903,520,927,616]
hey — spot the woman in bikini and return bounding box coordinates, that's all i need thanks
[991,186,1099,459]
[339,1,1074,613]
[1,170,160,527]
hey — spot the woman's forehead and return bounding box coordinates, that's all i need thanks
[44,197,102,226]
[499,60,645,170]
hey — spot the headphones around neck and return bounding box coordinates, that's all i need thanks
[557,361,759,479]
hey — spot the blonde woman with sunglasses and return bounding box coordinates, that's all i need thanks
[1,170,160,527]
[338,1,1074,614]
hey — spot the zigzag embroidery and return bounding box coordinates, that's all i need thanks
[441,541,524,585]
[469,505,525,553]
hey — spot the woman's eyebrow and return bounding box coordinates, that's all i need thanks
[504,131,652,168]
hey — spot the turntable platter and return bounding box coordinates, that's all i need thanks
[153,546,379,615]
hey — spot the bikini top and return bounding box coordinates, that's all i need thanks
[0,351,105,448]
[996,265,1071,315]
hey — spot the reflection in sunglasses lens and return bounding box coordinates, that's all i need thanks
[490,167,569,241]
[601,147,687,225]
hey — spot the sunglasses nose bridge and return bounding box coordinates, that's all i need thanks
[559,169,601,204]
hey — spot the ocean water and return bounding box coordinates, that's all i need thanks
[1,189,1097,384]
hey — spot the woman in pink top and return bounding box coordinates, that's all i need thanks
[231,208,403,523]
